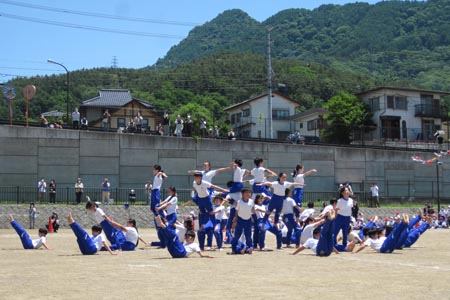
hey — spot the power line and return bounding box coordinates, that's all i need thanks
[0,0,201,27]
[0,12,186,39]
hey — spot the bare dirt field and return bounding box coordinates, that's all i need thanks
[0,226,449,300]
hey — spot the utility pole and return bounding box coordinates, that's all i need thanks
[267,27,273,140]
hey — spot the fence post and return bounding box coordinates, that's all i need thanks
[408,180,410,198]
[66,187,69,205]
[16,186,19,204]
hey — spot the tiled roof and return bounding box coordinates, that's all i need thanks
[355,86,450,96]
[224,91,299,111]
[81,89,153,108]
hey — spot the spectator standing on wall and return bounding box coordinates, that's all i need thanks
[80,117,88,130]
[162,112,170,136]
[72,108,80,129]
[75,177,84,204]
[174,115,184,137]
[370,182,380,207]
[135,112,143,133]
[38,178,46,203]
[185,115,193,137]
[102,109,111,131]
[49,179,57,204]
[434,129,445,151]
[200,118,207,138]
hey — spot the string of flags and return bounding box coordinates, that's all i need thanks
[411,150,450,165]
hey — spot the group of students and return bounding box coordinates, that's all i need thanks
[7,158,433,258]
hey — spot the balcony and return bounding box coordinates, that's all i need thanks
[415,104,442,118]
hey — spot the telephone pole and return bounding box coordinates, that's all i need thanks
[267,27,273,140]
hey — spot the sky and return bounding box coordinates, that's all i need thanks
[0,0,380,82]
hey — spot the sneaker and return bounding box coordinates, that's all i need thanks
[218,248,223,252]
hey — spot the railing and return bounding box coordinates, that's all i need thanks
[414,104,442,118]
[1,183,449,207]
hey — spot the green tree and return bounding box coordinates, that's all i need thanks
[322,92,371,144]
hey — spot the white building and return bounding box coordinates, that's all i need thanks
[290,108,328,142]
[357,87,450,141]
[224,91,300,140]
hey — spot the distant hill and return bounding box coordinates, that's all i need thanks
[156,0,450,90]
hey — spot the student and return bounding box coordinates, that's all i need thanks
[292,165,317,211]
[250,157,276,196]
[281,189,302,248]
[254,194,282,250]
[9,214,50,250]
[231,188,255,254]
[299,216,326,246]
[67,213,116,255]
[333,186,354,251]
[258,173,304,231]
[404,216,433,248]
[85,200,106,225]
[188,161,229,187]
[229,159,248,194]
[102,215,144,251]
[212,195,226,251]
[291,227,321,255]
[149,164,168,215]
[353,214,409,254]
[191,172,228,249]
[155,216,213,258]
[156,186,178,225]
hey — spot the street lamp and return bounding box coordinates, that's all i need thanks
[436,160,442,212]
[47,59,69,122]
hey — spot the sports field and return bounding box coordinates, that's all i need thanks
[0,225,448,300]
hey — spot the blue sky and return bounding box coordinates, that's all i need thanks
[0,0,379,81]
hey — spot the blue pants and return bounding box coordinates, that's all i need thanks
[229,182,243,193]
[197,213,214,250]
[396,215,421,250]
[231,217,253,253]
[380,222,408,253]
[10,220,34,249]
[150,189,161,215]
[166,212,178,226]
[69,222,98,255]
[252,183,272,197]
[213,219,223,249]
[263,194,284,224]
[293,188,304,217]
[160,226,186,258]
[316,218,335,256]
[404,223,430,248]
[257,219,282,249]
[282,213,300,246]
[100,220,128,251]
[225,207,236,244]
[333,214,351,247]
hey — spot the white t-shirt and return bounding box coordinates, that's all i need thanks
[202,170,217,183]
[281,197,297,215]
[152,174,163,190]
[370,185,379,197]
[251,167,266,183]
[163,195,178,215]
[125,227,139,245]
[364,236,386,252]
[175,224,187,243]
[236,199,254,220]
[300,208,315,222]
[184,242,201,257]
[270,181,294,196]
[92,234,106,251]
[214,205,226,220]
[300,223,315,245]
[254,204,266,219]
[193,180,212,198]
[336,197,353,217]
[233,167,245,182]
[33,236,46,249]
[321,204,334,216]
[293,173,305,186]
[303,237,318,252]
[93,207,105,224]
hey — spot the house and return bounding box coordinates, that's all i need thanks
[356,87,450,141]
[224,91,300,139]
[290,108,328,141]
[79,89,160,130]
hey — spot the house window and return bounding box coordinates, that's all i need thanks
[277,131,290,140]
[307,120,318,131]
[299,123,303,129]
[230,113,242,125]
[242,108,250,117]
[387,95,407,110]
[272,109,289,120]
[369,97,380,111]
[242,130,251,138]
[117,118,126,128]
[142,119,149,128]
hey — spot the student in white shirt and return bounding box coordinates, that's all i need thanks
[333,186,354,251]
[231,188,255,254]
[156,186,178,225]
[9,214,50,250]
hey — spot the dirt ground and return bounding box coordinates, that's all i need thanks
[0,226,449,300]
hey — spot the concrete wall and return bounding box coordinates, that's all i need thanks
[0,125,448,197]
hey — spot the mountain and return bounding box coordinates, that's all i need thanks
[155,0,450,90]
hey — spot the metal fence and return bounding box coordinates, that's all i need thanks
[1,182,449,207]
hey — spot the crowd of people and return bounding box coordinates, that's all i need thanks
[8,158,438,259]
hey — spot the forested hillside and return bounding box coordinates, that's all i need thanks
[2,0,450,125]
